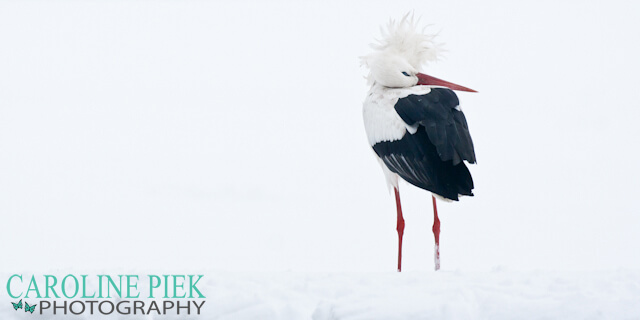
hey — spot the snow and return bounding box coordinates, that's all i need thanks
[2,270,638,319]
[1,0,640,318]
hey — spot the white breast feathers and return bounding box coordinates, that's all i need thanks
[363,84,432,146]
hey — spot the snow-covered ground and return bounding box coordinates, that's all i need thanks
[211,270,640,320]
[2,270,638,319]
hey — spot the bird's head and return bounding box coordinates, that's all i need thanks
[361,14,476,92]
[366,52,420,88]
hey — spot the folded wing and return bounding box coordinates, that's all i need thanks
[372,88,476,200]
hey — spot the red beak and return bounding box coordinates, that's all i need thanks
[416,73,477,92]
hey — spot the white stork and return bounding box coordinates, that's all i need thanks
[362,16,477,271]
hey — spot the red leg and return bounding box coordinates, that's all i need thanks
[432,195,441,271]
[394,187,405,272]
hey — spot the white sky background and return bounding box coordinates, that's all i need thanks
[0,0,639,273]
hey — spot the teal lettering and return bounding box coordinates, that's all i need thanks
[189,275,205,298]
[81,275,95,298]
[148,275,161,298]
[105,275,123,298]
[45,275,60,298]
[98,275,104,298]
[172,275,186,298]
[25,275,41,298]
[125,275,139,298]
[163,275,169,298]
[6,274,22,299]
[61,274,79,298]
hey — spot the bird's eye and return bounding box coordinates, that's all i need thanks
[401,71,411,77]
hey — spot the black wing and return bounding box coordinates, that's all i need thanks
[372,88,475,201]
[394,88,476,165]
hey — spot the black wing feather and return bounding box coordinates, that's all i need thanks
[373,127,474,201]
[372,88,476,201]
[394,88,476,165]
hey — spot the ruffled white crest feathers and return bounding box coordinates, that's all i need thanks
[361,13,443,85]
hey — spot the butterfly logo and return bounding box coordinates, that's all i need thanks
[24,302,36,314]
[11,299,35,314]
[11,299,22,310]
